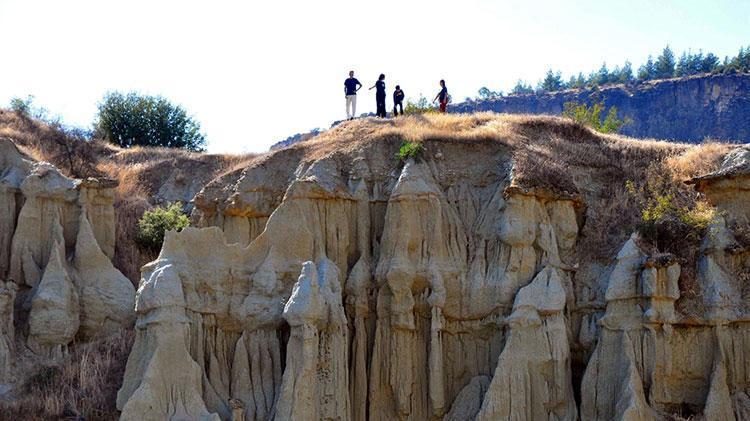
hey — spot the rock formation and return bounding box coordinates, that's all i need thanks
[5,113,750,419]
[452,73,750,143]
[0,137,134,385]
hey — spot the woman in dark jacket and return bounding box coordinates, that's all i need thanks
[369,74,387,118]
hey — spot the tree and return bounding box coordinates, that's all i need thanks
[654,45,676,79]
[93,92,206,151]
[619,61,634,82]
[702,53,720,73]
[562,101,628,134]
[477,87,502,100]
[511,80,534,94]
[594,63,610,85]
[539,70,564,92]
[638,55,656,80]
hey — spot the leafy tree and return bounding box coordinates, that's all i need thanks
[539,70,564,92]
[94,92,206,151]
[654,45,676,79]
[477,87,502,100]
[511,80,534,94]
[9,95,33,116]
[562,101,628,134]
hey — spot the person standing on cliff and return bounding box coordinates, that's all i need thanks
[376,75,386,118]
[393,85,405,116]
[433,79,449,113]
[369,74,387,118]
[345,71,362,120]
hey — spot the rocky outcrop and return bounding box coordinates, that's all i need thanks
[476,267,577,420]
[0,137,134,386]
[580,227,750,419]
[452,73,750,143]
[8,113,750,419]
[118,131,587,420]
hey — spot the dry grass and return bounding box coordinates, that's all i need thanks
[0,329,134,420]
[1,108,258,284]
[665,140,734,181]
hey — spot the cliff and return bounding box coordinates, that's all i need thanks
[452,73,750,143]
[3,113,750,420]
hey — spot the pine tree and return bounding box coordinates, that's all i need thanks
[511,80,534,95]
[654,45,676,79]
[638,55,656,80]
[619,61,634,82]
[595,63,610,85]
[539,70,564,92]
[702,53,720,73]
[675,52,689,77]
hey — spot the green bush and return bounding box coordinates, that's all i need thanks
[136,203,189,252]
[625,174,719,251]
[396,140,423,161]
[9,95,34,116]
[563,101,629,134]
[94,91,206,151]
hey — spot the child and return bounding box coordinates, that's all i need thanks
[393,85,405,116]
[433,80,448,113]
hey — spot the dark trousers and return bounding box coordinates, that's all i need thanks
[376,95,386,118]
[393,101,403,116]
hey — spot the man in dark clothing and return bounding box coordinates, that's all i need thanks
[433,79,448,113]
[393,85,405,116]
[345,71,362,120]
[369,74,387,118]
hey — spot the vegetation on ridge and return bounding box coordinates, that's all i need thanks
[476,44,750,99]
[94,91,207,151]
[562,101,628,134]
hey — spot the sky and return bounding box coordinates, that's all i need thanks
[0,0,748,153]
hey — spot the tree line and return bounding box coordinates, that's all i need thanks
[477,44,750,99]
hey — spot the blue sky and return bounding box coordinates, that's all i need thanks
[0,0,748,153]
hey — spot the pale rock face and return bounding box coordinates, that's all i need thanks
[275,259,349,421]
[73,210,135,336]
[476,267,577,421]
[443,375,490,421]
[0,139,32,281]
[0,144,133,389]
[27,243,80,359]
[115,136,750,421]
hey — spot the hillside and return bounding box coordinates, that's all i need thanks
[2,112,750,420]
[453,73,750,143]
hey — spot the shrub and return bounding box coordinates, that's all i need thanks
[404,95,436,115]
[562,101,629,134]
[94,91,206,151]
[625,166,719,252]
[136,202,189,252]
[9,95,34,116]
[396,140,423,161]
